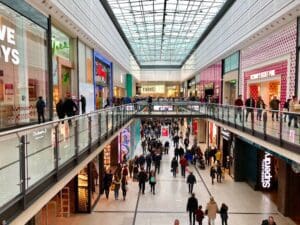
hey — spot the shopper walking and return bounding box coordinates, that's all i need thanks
[184,137,190,151]
[112,175,121,200]
[256,96,265,121]
[245,95,255,122]
[80,94,86,114]
[149,170,156,194]
[103,170,113,199]
[195,205,204,225]
[180,156,188,177]
[171,157,179,177]
[63,95,78,117]
[210,166,216,185]
[121,175,127,200]
[36,96,46,124]
[206,196,218,225]
[269,96,280,121]
[187,172,197,193]
[234,95,243,122]
[288,96,299,128]
[186,193,198,225]
[128,159,133,178]
[56,99,65,120]
[138,168,148,194]
[216,162,222,183]
[220,203,229,225]
[146,153,152,173]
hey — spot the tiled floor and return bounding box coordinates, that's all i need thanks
[55,134,297,225]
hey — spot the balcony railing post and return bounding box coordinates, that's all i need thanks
[98,112,102,143]
[279,111,283,145]
[111,109,115,133]
[263,110,267,140]
[242,107,245,131]
[54,124,59,179]
[106,111,109,139]
[251,109,254,135]
[75,119,79,161]
[88,116,92,149]
[19,135,26,209]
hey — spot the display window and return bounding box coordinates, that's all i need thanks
[52,26,76,112]
[93,51,112,109]
[0,3,49,129]
[119,127,130,162]
[209,122,218,147]
[244,61,287,108]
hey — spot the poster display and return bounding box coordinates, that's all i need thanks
[119,127,130,162]
[161,126,169,137]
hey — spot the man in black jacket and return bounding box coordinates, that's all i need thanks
[187,172,197,193]
[186,193,198,225]
[36,96,46,124]
[138,168,148,194]
[245,95,256,122]
[171,157,179,177]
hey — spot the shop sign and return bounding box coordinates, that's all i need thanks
[32,128,47,140]
[261,152,273,189]
[250,70,275,80]
[204,82,214,89]
[0,25,20,65]
[141,85,165,94]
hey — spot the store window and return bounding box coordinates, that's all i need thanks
[0,3,48,129]
[224,52,239,74]
[52,26,75,108]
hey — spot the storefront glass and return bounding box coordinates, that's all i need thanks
[0,3,49,129]
[94,51,112,109]
[52,26,76,112]
[78,40,94,113]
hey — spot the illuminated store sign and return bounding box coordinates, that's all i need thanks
[250,70,275,80]
[141,85,165,94]
[261,152,273,189]
[0,25,20,65]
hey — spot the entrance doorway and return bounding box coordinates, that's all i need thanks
[248,79,281,105]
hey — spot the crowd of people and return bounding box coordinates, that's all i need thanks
[99,116,278,225]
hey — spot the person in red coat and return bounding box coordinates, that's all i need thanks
[180,156,188,177]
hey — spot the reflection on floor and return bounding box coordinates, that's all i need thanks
[54,135,297,225]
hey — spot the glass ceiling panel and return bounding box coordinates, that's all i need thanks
[107,0,227,66]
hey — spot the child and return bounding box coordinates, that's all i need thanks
[195,205,205,225]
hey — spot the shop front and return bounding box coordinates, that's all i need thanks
[52,26,77,113]
[244,62,286,107]
[187,77,196,97]
[198,62,222,103]
[207,121,219,148]
[222,52,239,105]
[93,51,113,109]
[241,21,297,105]
[220,129,235,177]
[0,2,50,129]
[119,126,131,162]
[78,40,94,113]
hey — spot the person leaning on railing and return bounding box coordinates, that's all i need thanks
[245,96,256,122]
[234,95,243,122]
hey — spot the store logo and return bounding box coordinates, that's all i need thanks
[250,70,275,80]
[33,128,47,140]
[0,25,20,65]
[261,152,272,189]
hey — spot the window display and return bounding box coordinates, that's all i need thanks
[0,3,49,129]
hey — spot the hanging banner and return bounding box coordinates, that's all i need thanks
[161,126,169,137]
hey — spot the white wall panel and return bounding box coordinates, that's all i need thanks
[181,0,300,80]
[140,69,181,82]
[27,0,139,76]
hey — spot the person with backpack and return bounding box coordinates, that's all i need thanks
[186,193,198,225]
[171,157,179,177]
[195,205,204,225]
[219,203,229,225]
[187,172,197,193]
[149,170,156,194]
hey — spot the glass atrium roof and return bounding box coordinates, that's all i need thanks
[105,0,227,66]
